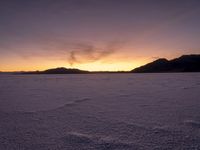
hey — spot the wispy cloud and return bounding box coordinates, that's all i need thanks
[3,37,124,65]
[68,41,122,66]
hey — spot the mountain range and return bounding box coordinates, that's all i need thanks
[1,54,200,74]
[131,54,200,73]
[21,68,89,74]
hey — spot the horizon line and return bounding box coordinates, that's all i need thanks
[1,54,199,73]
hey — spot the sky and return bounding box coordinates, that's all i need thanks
[0,0,200,71]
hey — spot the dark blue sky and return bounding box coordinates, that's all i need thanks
[0,0,200,71]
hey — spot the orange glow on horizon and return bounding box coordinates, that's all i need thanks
[0,46,189,72]
[0,62,145,72]
[0,57,149,72]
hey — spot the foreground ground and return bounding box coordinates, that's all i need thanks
[0,73,200,150]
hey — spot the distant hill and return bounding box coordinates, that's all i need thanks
[22,67,89,74]
[131,54,200,73]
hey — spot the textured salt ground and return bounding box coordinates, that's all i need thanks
[0,73,200,149]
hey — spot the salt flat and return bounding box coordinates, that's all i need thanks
[0,73,200,150]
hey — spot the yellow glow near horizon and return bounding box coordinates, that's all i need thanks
[0,47,185,72]
[0,56,149,72]
[0,62,144,72]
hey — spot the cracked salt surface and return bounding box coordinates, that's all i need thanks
[0,73,200,149]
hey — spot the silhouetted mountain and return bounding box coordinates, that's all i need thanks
[131,54,200,73]
[43,67,89,74]
[22,67,89,74]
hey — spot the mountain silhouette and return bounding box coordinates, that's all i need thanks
[2,54,200,74]
[131,54,200,73]
[22,67,89,74]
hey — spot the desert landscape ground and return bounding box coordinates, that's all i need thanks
[0,73,200,149]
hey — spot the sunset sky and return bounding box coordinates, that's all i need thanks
[0,0,200,71]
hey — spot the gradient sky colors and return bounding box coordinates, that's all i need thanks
[0,0,200,71]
